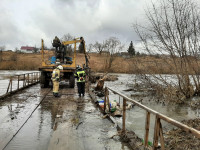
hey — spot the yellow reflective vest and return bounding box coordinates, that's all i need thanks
[74,70,86,82]
[52,68,60,82]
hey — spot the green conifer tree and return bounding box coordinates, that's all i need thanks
[127,41,135,56]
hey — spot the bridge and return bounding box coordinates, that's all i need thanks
[0,72,199,150]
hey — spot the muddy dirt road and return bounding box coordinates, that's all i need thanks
[0,83,130,150]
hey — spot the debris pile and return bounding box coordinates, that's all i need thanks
[162,118,200,150]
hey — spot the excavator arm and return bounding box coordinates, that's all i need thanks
[62,37,89,68]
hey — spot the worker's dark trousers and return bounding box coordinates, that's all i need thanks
[77,82,85,96]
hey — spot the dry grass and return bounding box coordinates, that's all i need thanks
[1,51,200,74]
[0,52,42,70]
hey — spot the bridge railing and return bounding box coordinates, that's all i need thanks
[104,86,200,150]
[0,72,40,99]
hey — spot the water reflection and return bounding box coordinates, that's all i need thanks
[4,85,52,150]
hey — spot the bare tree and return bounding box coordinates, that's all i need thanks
[86,44,93,53]
[61,33,75,56]
[93,41,106,55]
[134,0,200,99]
[104,37,124,71]
[0,46,5,62]
[61,33,74,41]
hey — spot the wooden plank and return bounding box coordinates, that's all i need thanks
[122,98,126,133]
[6,80,11,93]
[18,75,19,90]
[144,111,150,147]
[153,115,160,150]
[159,122,165,150]
[28,74,29,85]
[158,114,200,138]
[10,78,12,92]
[107,91,110,112]
[104,87,107,113]
[23,74,25,87]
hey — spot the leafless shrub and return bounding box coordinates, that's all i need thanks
[134,0,200,100]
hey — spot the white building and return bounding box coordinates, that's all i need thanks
[20,46,35,53]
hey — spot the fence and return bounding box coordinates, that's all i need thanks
[104,87,200,150]
[0,72,40,99]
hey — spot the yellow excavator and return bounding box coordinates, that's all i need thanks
[39,37,89,88]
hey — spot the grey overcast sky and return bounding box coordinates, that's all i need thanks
[0,0,149,50]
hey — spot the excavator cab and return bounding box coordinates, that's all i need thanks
[39,36,88,88]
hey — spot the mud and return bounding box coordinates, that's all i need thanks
[48,86,130,150]
[89,72,118,83]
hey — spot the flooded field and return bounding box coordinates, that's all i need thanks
[0,70,39,96]
[0,71,199,149]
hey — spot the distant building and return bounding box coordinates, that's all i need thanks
[20,46,35,53]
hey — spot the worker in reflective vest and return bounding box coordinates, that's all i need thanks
[51,65,63,97]
[74,65,86,97]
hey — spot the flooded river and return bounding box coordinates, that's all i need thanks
[103,74,200,142]
[0,71,199,149]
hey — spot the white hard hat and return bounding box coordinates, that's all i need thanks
[57,65,63,70]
